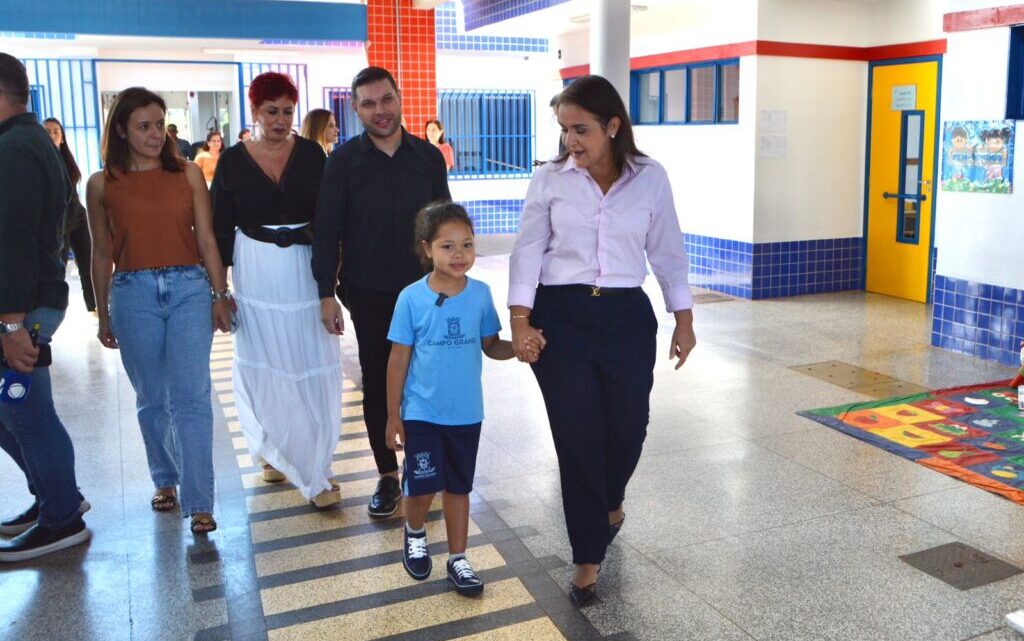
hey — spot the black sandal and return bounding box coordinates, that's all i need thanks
[569,581,599,608]
[151,492,177,512]
[190,515,217,535]
[608,514,625,545]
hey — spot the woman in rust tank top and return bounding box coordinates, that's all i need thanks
[86,88,234,536]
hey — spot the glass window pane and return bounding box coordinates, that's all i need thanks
[689,66,715,122]
[899,113,924,243]
[638,72,660,124]
[663,69,686,122]
[719,63,740,122]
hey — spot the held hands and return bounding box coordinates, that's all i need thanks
[97,315,119,350]
[385,417,405,451]
[511,321,546,363]
[320,298,345,336]
[212,299,235,334]
[1,329,40,373]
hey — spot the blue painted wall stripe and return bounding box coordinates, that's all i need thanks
[4,0,367,42]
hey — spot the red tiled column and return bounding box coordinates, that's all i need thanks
[366,0,437,139]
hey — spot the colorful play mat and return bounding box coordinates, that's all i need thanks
[799,384,1024,504]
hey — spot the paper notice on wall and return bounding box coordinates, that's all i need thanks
[891,85,917,111]
[760,134,787,158]
[759,109,787,134]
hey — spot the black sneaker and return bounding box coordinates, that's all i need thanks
[402,527,432,580]
[367,476,402,518]
[0,496,91,537]
[0,518,90,562]
[447,557,484,596]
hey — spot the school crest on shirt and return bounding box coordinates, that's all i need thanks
[445,317,464,340]
[412,451,436,479]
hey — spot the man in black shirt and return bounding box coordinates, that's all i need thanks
[0,53,90,561]
[314,67,450,518]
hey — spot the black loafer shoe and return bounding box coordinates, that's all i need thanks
[0,495,91,537]
[608,514,625,545]
[569,581,598,608]
[368,476,402,518]
[0,501,39,537]
[0,518,90,562]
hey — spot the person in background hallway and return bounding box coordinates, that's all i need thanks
[301,108,340,156]
[0,53,91,562]
[424,119,454,171]
[87,87,232,535]
[508,75,696,607]
[237,128,251,144]
[44,117,96,313]
[385,202,521,595]
[212,72,343,509]
[167,123,193,160]
[314,66,451,518]
[193,130,223,185]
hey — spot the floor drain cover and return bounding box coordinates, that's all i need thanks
[790,360,894,389]
[899,542,1023,590]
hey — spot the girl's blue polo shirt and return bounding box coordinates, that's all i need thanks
[387,275,501,425]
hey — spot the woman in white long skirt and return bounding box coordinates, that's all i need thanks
[211,72,342,507]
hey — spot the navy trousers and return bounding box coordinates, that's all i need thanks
[530,285,657,565]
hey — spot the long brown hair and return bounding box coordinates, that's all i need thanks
[43,117,82,185]
[300,108,335,152]
[554,75,644,175]
[101,87,184,179]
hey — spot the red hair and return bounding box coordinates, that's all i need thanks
[248,72,299,109]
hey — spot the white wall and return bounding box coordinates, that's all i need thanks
[934,27,1024,289]
[753,56,867,242]
[758,0,943,47]
[629,0,758,58]
[633,57,758,242]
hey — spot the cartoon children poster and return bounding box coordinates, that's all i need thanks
[941,120,1015,194]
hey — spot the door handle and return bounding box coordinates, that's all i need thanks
[883,192,927,202]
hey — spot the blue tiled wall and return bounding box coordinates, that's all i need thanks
[0,32,75,39]
[437,3,547,53]
[462,199,523,235]
[685,234,863,300]
[462,0,571,31]
[931,275,1024,366]
[259,39,363,48]
[685,234,754,299]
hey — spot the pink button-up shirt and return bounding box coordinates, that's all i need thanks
[508,155,693,312]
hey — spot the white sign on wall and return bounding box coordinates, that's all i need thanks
[891,85,917,111]
[759,110,787,158]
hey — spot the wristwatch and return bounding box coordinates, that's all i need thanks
[0,321,24,337]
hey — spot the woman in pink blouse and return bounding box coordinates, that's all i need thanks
[508,75,696,607]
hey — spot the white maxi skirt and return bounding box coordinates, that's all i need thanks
[232,225,342,500]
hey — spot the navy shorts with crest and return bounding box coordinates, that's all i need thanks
[401,420,482,497]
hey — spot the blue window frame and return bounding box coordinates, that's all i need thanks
[896,110,926,245]
[1007,26,1024,119]
[21,59,101,199]
[629,59,739,125]
[238,63,309,129]
[438,89,535,179]
[322,87,363,144]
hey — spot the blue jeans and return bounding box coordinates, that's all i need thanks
[0,307,82,529]
[110,265,215,517]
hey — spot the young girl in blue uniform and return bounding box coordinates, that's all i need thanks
[385,202,536,595]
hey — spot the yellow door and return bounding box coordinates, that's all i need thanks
[865,59,940,302]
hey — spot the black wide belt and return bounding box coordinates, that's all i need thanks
[242,225,312,248]
[539,284,640,297]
